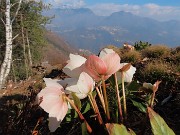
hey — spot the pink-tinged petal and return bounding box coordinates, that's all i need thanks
[43,78,64,91]
[49,98,68,121]
[63,54,86,78]
[37,87,63,113]
[48,99,68,132]
[101,53,121,76]
[85,55,107,81]
[153,81,161,92]
[77,72,94,96]
[99,48,115,58]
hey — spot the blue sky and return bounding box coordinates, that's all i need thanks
[45,0,180,21]
[85,0,180,6]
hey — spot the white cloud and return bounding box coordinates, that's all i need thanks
[45,0,85,8]
[88,3,180,21]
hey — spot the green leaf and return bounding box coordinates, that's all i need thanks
[81,101,91,114]
[148,107,175,135]
[65,109,72,122]
[65,109,78,122]
[130,99,147,113]
[92,90,97,97]
[106,123,136,135]
[71,92,82,109]
[81,122,88,135]
[127,81,141,92]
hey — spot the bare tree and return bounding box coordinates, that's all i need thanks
[0,0,22,90]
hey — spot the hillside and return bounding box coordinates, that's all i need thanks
[43,31,77,66]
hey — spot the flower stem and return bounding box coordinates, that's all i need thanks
[96,86,106,113]
[121,72,127,120]
[65,96,92,133]
[114,73,123,123]
[88,94,96,111]
[101,76,110,120]
[150,92,156,108]
[89,93,103,124]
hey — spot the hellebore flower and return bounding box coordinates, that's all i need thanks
[37,78,68,132]
[84,48,121,81]
[65,72,95,99]
[63,54,86,78]
[117,63,136,83]
[143,80,161,93]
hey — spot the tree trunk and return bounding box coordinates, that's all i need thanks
[21,14,29,79]
[26,31,33,67]
[0,0,22,90]
[0,0,12,89]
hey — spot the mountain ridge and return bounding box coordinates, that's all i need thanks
[45,8,180,53]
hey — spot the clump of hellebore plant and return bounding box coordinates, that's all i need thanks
[35,48,174,135]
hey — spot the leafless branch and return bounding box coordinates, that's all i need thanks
[11,0,22,23]
[12,34,19,40]
[0,18,5,26]
[11,2,19,8]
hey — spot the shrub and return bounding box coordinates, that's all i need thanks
[135,60,177,92]
[134,41,151,50]
[121,50,141,63]
[142,45,170,58]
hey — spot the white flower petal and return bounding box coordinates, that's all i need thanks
[63,54,86,78]
[99,48,115,58]
[65,78,80,93]
[77,72,94,95]
[117,64,136,83]
[75,93,88,99]
[43,78,63,90]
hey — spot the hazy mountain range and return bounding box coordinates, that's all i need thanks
[44,8,180,53]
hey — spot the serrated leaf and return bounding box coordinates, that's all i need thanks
[131,99,147,113]
[106,123,136,135]
[71,92,81,109]
[148,107,175,135]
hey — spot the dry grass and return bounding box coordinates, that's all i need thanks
[121,50,141,63]
[144,60,169,74]
[142,45,171,58]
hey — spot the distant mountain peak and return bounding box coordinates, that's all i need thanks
[44,7,180,53]
[55,7,94,15]
[111,11,133,16]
